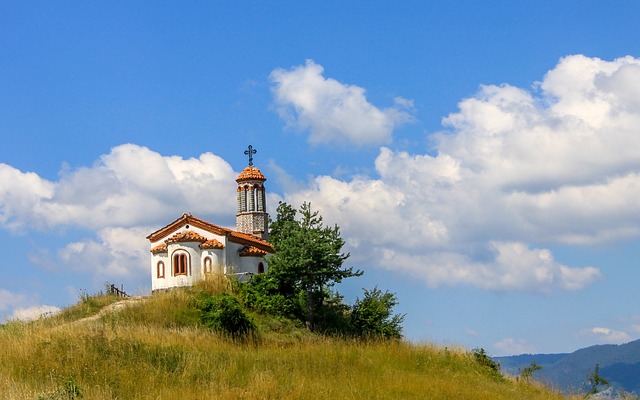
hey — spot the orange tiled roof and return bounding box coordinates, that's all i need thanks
[236,165,266,182]
[200,239,224,250]
[150,243,167,254]
[147,214,274,254]
[165,231,207,244]
[239,245,268,257]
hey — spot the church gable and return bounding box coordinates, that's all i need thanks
[147,213,273,254]
[146,213,228,243]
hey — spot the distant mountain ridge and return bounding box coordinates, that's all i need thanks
[494,339,640,395]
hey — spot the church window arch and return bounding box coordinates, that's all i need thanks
[173,251,190,276]
[203,256,212,274]
[157,261,165,279]
[258,262,265,274]
[248,185,255,211]
[240,187,247,212]
[256,185,264,211]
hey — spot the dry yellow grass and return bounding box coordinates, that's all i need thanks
[0,289,577,399]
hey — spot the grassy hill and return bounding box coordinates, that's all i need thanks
[0,282,575,399]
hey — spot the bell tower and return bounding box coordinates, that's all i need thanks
[236,145,268,240]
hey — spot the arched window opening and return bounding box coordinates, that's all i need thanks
[240,187,247,212]
[157,261,165,279]
[256,186,264,211]
[249,185,256,211]
[173,252,189,276]
[243,186,249,212]
[204,257,212,274]
[258,262,265,274]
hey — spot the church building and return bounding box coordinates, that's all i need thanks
[146,146,274,292]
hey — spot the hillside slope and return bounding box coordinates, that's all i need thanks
[0,287,575,399]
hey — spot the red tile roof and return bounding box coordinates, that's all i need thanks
[200,239,224,250]
[150,243,168,254]
[236,165,266,182]
[147,213,274,253]
[165,231,208,244]
[239,245,268,257]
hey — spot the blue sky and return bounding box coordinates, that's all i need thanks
[2,1,640,356]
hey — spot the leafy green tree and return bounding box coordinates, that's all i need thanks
[312,288,352,334]
[244,201,404,338]
[267,201,362,331]
[350,287,405,339]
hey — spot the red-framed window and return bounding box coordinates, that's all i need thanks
[157,261,165,278]
[173,252,189,276]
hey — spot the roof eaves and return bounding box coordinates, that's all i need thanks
[228,232,274,253]
[147,213,232,242]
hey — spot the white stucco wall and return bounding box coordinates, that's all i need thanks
[150,224,268,292]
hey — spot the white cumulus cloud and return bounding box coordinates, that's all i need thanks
[0,164,54,232]
[270,59,414,146]
[0,289,26,312]
[0,144,238,231]
[10,305,61,321]
[3,55,639,294]
[0,144,243,285]
[57,227,151,278]
[374,242,599,292]
[583,327,631,344]
[0,289,57,323]
[278,55,640,292]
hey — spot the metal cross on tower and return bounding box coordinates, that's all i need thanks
[244,145,257,166]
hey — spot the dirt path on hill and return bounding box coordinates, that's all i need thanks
[76,296,146,324]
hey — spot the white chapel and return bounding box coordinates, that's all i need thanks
[146,147,274,292]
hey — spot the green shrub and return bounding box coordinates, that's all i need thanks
[471,348,503,381]
[241,274,302,319]
[196,293,256,337]
[313,290,352,335]
[350,287,405,339]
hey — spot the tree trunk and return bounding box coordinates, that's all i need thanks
[306,276,314,332]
